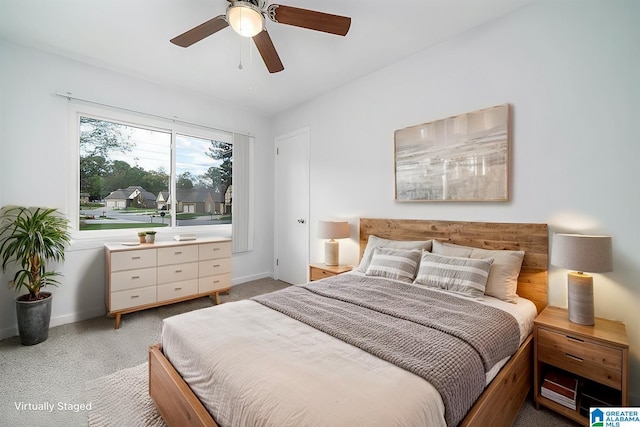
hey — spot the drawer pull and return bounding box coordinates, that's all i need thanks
[175,269,183,273]
[130,295,139,299]
[566,336,584,343]
[174,287,182,291]
[213,280,220,284]
[174,251,182,255]
[131,275,140,279]
[131,256,141,260]
[213,248,220,251]
[213,264,220,268]
[565,353,584,362]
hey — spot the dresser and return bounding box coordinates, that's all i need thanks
[105,238,232,329]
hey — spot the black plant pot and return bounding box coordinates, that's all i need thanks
[16,292,52,346]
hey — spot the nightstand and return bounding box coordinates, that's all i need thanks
[309,263,352,281]
[533,306,629,426]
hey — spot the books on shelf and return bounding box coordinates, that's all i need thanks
[541,369,578,410]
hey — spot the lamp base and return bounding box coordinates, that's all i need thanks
[567,272,594,325]
[324,240,339,266]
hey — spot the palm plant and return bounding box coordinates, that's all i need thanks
[0,206,71,301]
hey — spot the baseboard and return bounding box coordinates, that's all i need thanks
[0,324,18,341]
[48,306,106,329]
[0,306,106,341]
[232,271,273,285]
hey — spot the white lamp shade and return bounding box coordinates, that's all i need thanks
[317,221,349,240]
[551,233,612,273]
[227,2,264,37]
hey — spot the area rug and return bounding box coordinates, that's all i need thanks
[87,363,166,427]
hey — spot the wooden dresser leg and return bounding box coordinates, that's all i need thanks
[115,313,122,329]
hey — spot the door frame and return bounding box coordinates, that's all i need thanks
[274,127,310,283]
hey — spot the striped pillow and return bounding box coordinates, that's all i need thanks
[432,241,524,303]
[413,252,494,298]
[365,247,422,283]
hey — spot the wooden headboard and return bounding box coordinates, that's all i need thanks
[359,218,549,313]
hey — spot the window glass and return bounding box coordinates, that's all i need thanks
[174,134,232,228]
[78,116,232,234]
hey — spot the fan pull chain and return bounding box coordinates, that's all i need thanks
[238,36,243,70]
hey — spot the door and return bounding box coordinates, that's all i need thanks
[274,128,309,285]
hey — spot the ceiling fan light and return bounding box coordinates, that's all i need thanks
[227,2,264,37]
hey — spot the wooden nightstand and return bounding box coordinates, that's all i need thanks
[533,306,629,426]
[309,263,352,281]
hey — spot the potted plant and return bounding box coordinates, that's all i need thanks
[145,230,157,243]
[137,231,146,243]
[0,206,70,345]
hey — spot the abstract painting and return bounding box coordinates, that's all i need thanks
[395,104,510,202]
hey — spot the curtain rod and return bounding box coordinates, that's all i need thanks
[54,92,253,138]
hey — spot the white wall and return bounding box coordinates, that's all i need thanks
[273,1,639,403]
[0,40,274,338]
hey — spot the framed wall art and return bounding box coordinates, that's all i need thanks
[394,104,510,202]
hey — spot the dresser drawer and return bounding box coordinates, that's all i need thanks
[537,327,623,389]
[157,245,198,266]
[111,249,156,272]
[157,279,198,302]
[110,267,156,292]
[199,258,232,277]
[199,273,231,293]
[110,286,156,311]
[199,241,232,260]
[157,262,198,284]
[538,328,622,371]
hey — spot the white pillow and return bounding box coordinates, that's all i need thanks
[432,241,524,303]
[356,235,432,273]
[365,247,422,283]
[470,247,524,303]
[413,252,493,299]
[432,240,473,257]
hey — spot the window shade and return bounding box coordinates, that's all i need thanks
[232,133,254,253]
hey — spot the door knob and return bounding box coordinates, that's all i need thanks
[297,219,305,224]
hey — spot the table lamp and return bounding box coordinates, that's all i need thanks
[317,221,349,266]
[551,233,612,325]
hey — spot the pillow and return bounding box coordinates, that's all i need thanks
[365,247,422,283]
[356,235,432,273]
[413,252,493,298]
[432,241,524,303]
[432,240,474,257]
[470,247,524,303]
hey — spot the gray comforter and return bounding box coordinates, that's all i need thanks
[252,274,520,426]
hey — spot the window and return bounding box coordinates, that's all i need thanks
[71,102,256,251]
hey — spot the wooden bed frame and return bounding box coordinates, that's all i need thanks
[149,218,548,427]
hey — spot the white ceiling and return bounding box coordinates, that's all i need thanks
[0,0,534,117]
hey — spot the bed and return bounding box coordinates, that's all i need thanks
[149,218,549,427]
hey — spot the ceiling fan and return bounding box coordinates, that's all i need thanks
[170,0,351,74]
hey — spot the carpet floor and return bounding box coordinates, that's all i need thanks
[1,277,578,426]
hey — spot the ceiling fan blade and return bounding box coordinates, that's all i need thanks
[170,15,229,47]
[253,30,284,73]
[268,5,351,36]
